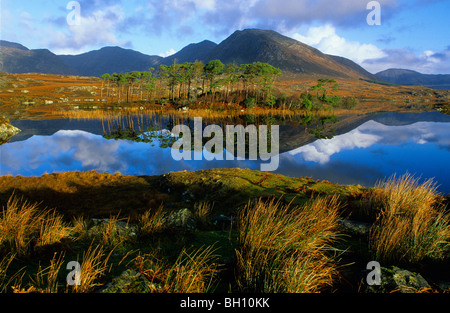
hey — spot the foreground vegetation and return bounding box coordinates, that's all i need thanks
[0,169,449,293]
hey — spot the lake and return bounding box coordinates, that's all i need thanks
[1,111,450,195]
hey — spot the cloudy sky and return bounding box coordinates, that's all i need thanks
[1,0,449,74]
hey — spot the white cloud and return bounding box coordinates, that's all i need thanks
[46,5,127,54]
[291,24,387,65]
[362,47,450,74]
[287,120,450,165]
[289,127,380,164]
[158,48,176,58]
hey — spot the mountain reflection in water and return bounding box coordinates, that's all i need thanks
[1,111,450,194]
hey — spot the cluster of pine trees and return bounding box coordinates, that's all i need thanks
[100,60,282,107]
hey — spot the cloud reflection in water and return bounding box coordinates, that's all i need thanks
[1,120,449,194]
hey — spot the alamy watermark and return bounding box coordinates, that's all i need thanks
[67,1,81,26]
[170,117,280,172]
[366,261,381,286]
[66,261,81,286]
[367,1,381,26]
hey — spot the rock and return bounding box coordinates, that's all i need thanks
[210,214,232,229]
[363,266,431,293]
[181,189,195,203]
[437,281,450,293]
[0,117,21,144]
[99,269,151,293]
[163,208,196,231]
[338,219,372,236]
[89,218,137,237]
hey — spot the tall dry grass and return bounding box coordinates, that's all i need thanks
[235,196,343,293]
[134,245,219,293]
[0,195,72,255]
[368,174,450,264]
[70,243,113,293]
[29,252,66,293]
[138,204,168,236]
[0,253,23,293]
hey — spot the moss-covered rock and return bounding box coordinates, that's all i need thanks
[362,266,431,293]
[99,269,152,293]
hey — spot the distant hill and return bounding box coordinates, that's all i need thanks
[0,29,386,80]
[376,69,450,90]
[58,46,163,77]
[0,41,77,75]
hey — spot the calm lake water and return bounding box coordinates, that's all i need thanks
[1,111,450,195]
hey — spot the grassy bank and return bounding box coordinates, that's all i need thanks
[0,169,449,293]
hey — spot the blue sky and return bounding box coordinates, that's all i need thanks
[1,0,449,74]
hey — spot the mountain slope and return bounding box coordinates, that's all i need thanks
[376,69,450,89]
[0,41,78,75]
[204,29,378,79]
[59,46,163,77]
[162,40,218,65]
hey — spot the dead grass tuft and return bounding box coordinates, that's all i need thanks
[368,174,450,264]
[235,196,343,293]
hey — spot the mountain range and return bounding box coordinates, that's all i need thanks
[376,69,450,89]
[1,28,445,87]
[0,29,381,80]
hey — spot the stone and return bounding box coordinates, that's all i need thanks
[163,208,196,231]
[210,214,232,229]
[99,269,151,293]
[338,219,372,236]
[363,266,431,293]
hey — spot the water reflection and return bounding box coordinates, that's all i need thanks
[1,112,450,194]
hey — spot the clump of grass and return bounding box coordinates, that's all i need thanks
[71,216,90,239]
[0,195,72,255]
[235,196,343,293]
[0,253,23,293]
[95,214,131,250]
[367,174,450,264]
[134,245,220,293]
[69,243,113,293]
[138,204,168,236]
[29,252,66,293]
[37,210,72,248]
[193,201,213,229]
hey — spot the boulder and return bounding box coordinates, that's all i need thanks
[163,208,196,231]
[363,266,431,293]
